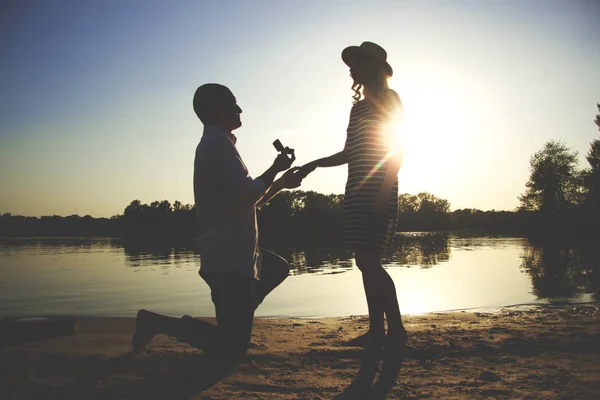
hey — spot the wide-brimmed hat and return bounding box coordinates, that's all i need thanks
[341,41,393,77]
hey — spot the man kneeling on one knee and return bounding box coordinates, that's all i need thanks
[132,83,303,360]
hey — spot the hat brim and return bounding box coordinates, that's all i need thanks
[341,46,393,77]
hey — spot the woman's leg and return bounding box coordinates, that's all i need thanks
[354,248,386,340]
[354,246,406,344]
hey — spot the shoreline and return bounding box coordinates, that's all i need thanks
[2,304,599,399]
[2,299,598,321]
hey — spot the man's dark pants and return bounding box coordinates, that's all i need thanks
[203,248,289,359]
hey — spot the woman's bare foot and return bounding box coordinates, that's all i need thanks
[345,330,386,349]
[384,328,408,352]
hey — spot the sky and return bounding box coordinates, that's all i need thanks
[1,0,599,217]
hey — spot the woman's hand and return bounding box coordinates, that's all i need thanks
[297,161,318,179]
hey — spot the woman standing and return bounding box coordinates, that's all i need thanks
[299,41,407,349]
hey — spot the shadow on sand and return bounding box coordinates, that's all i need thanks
[17,352,234,400]
[12,340,405,399]
[335,347,405,400]
[104,356,235,400]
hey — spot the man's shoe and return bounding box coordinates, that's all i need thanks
[131,309,156,354]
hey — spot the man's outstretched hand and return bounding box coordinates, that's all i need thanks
[279,167,302,189]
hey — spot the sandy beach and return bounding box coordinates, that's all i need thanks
[1,304,599,400]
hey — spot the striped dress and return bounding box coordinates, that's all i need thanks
[343,96,400,250]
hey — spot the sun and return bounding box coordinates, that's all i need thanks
[309,78,476,197]
[389,76,475,193]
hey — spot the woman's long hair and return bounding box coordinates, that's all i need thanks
[351,60,390,104]
[351,60,401,127]
[351,60,403,151]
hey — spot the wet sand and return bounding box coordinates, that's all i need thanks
[1,304,599,399]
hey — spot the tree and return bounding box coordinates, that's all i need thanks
[398,193,418,214]
[157,200,172,215]
[294,191,343,243]
[173,200,183,211]
[124,200,143,218]
[416,192,450,214]
[396,192,450,231]
[397,192,449,215]
[582,103,600,208]
[519,140,582,212]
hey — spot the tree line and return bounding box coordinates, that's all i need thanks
[0,190,572,246]
[0,191,521,246]
[2,103,599,244]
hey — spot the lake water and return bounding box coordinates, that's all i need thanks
[0,233,598,318]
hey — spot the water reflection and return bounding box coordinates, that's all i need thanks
[386,232,450,267]
[0,237,117,255]
[5,234,598,302]
[279,244,354,276]
[521,236,600,301]
[2,234,599,317]
[118,233,452,274]
[122,241,199,270]
[116,233,452,275]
